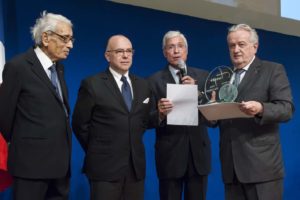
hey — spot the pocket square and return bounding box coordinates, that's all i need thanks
[143,97,150,104]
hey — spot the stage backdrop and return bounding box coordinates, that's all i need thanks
[1,0,299,199]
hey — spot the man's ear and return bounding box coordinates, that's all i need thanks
[253,42,259,53]
[41,32,49,47]
[104,52,110,62]
[163,49,167,58]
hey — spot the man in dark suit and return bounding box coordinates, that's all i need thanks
[0,11,73,200]
[147,30,211,200]
[72,35,152,200]
[218,23,294,200]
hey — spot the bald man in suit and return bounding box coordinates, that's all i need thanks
[72,35,152,200]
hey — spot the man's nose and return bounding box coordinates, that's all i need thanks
[66,40,73,49]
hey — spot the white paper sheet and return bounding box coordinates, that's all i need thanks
[166,84,198,126]
[198,102,253,120]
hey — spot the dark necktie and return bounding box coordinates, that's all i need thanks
[121,76,132,111]
[176,71,183,84]
[234,69,245,87]
[49,64,66,106]
[49,65,61,99]
[49,65,68,116]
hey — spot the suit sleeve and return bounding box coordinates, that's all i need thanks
[0,62,22,141]
[146,77,163,129]
[72,79,95,151]
[258,64,294,124]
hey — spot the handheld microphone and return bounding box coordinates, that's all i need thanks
[177,59,187,83]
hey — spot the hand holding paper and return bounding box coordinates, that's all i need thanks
[198,102,252,121]
[166,84,198,126]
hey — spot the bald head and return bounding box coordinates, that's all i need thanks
[104,35,134,75]
[106,35,132,51]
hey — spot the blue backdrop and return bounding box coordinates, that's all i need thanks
[1,0,299,199]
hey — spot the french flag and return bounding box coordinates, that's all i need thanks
[0,0,13,192]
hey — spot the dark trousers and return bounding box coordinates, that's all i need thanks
[159,147,208,200]
[89,160,144,200]
[225,178,283,200]
[159,175,207,200]
[13,176,70,200]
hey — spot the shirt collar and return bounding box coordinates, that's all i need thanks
[234,56,255,72]
[168,64,187,76]
[109,67,129,80]
[168,65,180,78]
[34,46,54,71]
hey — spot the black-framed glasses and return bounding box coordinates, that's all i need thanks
[106,48,134,56]
[47,30,75,44]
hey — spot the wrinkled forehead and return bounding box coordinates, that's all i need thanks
[55,22,73,35]
[227,30,251,42]
[165,36,185,45]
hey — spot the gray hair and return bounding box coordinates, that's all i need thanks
[228,23,259,44]
[31,11,73,45]
[162,30,188,50]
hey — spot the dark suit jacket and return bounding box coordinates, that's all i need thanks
[147,66,211,179]
[219,57,294,184]
[72,69,152,181]
[0,48,71,179]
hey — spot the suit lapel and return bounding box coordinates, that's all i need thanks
[236,58,261,101]
[56,63,70,112]
[187,67,197,79]
[163,66,177,84]
[160,67,176,96]
[26,49,60,99]
[130,74,143,113]
[102,69,129,112]
[26,48,69,112]
[130,75,137,112]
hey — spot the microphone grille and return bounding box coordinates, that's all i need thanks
[178,59,185,69]
[177,59,186,76]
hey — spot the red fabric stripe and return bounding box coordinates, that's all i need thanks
[0,133,12,191]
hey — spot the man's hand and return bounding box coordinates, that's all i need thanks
[158,98,173,120]
[239,101,263,116]
[181,75,197,85]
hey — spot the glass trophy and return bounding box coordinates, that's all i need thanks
[204,66,237,103]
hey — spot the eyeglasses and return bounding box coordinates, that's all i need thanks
[165,43,186,52]
[106,48,134,56]
[47,30,75,44]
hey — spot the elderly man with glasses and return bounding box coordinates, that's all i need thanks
[148,30,211,200]
[0,11,73,200]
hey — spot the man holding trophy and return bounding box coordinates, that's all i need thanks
[212,24,294,200]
